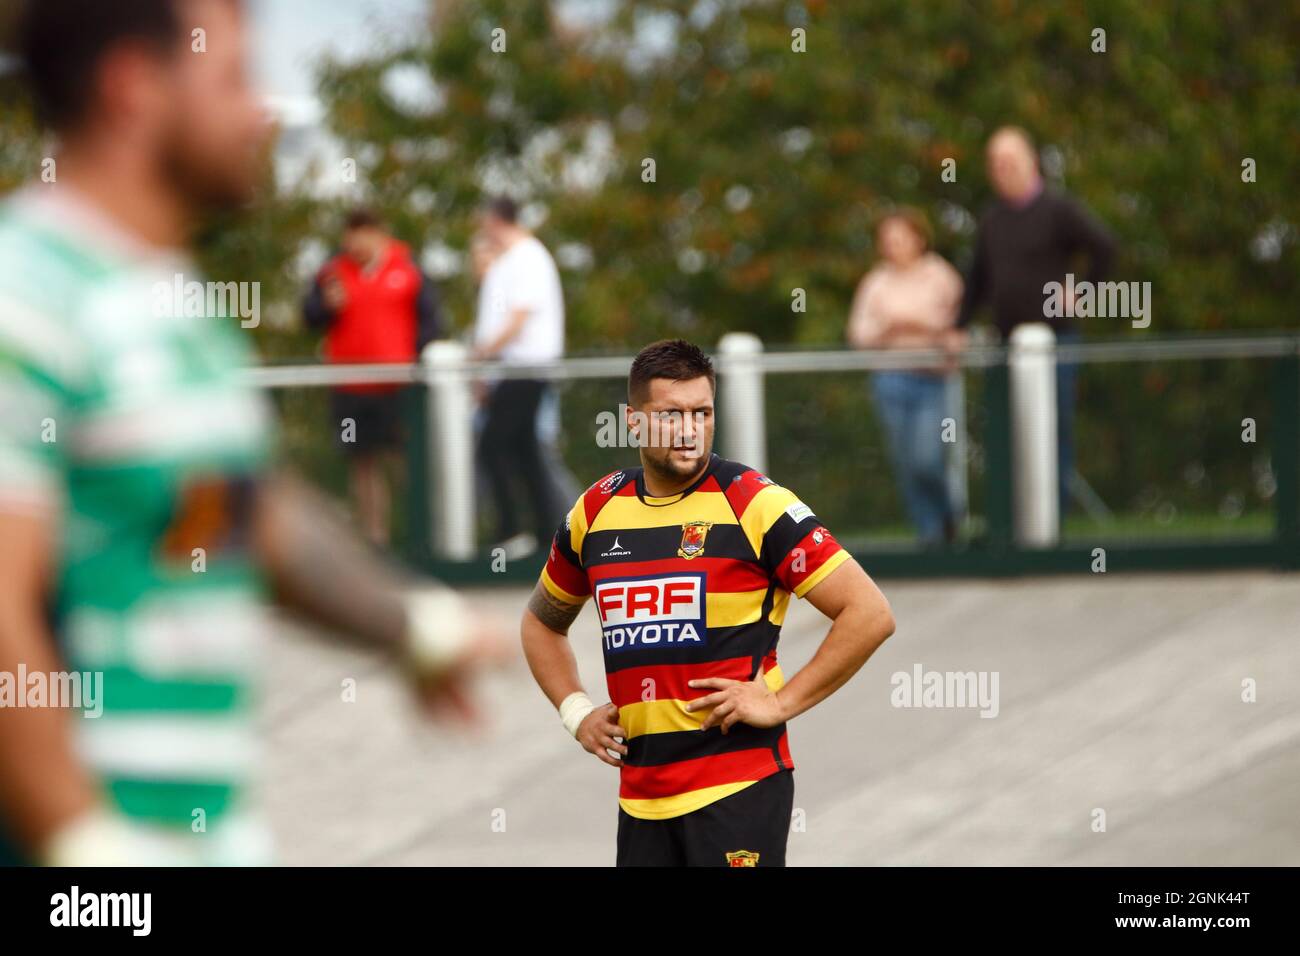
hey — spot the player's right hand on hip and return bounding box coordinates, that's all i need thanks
[577,703,627,767]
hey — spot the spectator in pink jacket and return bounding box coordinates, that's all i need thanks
[848,208,964,545]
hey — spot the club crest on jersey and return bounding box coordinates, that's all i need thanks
[726,849,760,867]
[677,520,713,560]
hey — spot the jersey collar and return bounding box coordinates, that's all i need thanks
[635,454,719,506]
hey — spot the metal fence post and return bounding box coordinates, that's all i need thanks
[984,359,1014,556]
[1009,323,1060,548]
[402,383,431,563]
[1272,347,1300,567]
[945,371,969,530]
[718,332,767,473]
[423,341,476,560]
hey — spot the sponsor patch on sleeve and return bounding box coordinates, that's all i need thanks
[785,500,814,524]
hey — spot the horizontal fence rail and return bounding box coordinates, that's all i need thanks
[241,334,1300,389]
[242,331,1300,578]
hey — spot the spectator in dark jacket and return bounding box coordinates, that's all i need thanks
[957,127,1115,512]
[303,207,443,545]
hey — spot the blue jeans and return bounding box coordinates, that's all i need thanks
[871,371,954,544]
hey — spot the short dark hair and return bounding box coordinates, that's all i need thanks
[482,196,518,225]
[344,206,382,231]
[628,339,715,404]
[17,0,189,130]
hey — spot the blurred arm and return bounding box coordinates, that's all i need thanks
[0,508,100,855]
[1059,196,1115,286]
[253,472,411,649]
[774,558,896,721]
[956,222,989,329]
[937,255,966,326]
[846,273,883,349]
[252,472,508,722]
[302,275,337,333]
[415,272,443,352]
[476,307,531,359]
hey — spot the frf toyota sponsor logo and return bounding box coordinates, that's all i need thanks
[594,573,706,653]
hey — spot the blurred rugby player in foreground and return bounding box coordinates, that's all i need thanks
[521,340,896,866]
[0,0,502,866]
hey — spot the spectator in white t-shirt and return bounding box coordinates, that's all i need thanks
[471,197,566,559]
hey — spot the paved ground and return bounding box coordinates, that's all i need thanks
[256,571,1300,866]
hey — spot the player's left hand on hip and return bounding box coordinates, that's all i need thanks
[686,672,785,734]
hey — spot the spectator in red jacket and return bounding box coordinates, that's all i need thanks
[303,208,443,545]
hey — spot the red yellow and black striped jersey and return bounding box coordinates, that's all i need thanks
[539,454,850,820]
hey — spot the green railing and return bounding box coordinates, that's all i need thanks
[247,333,1300,582]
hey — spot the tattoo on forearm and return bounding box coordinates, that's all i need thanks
[260,478,408,648]
[528,583,583,633]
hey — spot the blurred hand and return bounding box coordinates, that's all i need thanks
[323,275,347,312]
[942,327,969,372]
[409,611,512,728]
[575,702,627,767]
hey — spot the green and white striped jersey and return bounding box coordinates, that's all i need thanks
[0,187,274,863]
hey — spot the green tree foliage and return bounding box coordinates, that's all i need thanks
[0,80,43,192]
[4,1,1296,347]
[314,0,1298,348]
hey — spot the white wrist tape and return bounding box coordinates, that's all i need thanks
[558,691,595,738]
[404,589,473,675]
[41,810,188,867]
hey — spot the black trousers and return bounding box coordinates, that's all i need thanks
[330,389,404,457]
[478,378,555,543]
[616,770,794,867]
